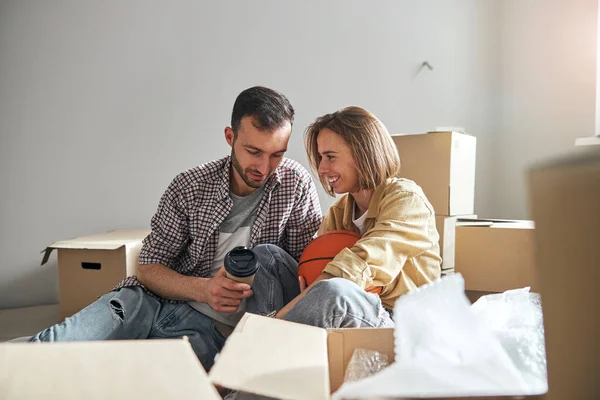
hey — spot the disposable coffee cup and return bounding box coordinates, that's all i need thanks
[224,246,259,286]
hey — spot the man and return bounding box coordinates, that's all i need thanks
[29,86,323,370]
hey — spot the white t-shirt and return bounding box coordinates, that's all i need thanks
[353,207,368,235]
[188,187,264,327]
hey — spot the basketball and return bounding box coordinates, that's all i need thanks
[297,229,380,296]
[298,230,362,287]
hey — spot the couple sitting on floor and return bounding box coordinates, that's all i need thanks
[28,86,442,371]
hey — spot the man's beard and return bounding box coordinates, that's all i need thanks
[231,149,268,189]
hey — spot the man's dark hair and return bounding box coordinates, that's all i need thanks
[231,86,294,136]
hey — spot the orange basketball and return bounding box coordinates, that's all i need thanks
[298,230,382,295]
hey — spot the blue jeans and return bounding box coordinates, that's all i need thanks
[29,286,228,370]
[29,244,391,371]
[29,244,300,370]
[282,278,393,328]
[244,244,393,328]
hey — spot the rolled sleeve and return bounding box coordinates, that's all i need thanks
[323,248,372,288]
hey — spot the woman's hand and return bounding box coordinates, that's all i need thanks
[299,276,308,292]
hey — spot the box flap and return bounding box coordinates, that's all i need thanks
[41,230,150,265]
[209,313,330,400]
[429,128,471,135]
[456,218,534,229]
[0,339,220,400]
[49,230,150,249]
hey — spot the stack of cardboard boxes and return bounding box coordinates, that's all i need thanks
[392,131,539,299]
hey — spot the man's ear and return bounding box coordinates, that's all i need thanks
[224,127,235,147]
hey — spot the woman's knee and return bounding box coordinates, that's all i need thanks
[306,278,380,308]
[288,278,383,328]
[308,278,357,297]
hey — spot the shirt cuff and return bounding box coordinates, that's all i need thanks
[322,248,372,289]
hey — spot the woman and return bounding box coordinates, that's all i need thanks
[275,106,442,328]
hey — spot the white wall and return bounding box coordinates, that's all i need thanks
[0,0,499,308]
[493,0,598,219]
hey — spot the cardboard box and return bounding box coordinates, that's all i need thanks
[0,339,221,399]
[209,314,540,400]
[529,150,600,400]
[454,221,538,293]
[392,131,477,216]
[209,313,395,399]
[41,230,150,319]
[435,215,480,274]
[436,215,458,274]
[0,314,543,399]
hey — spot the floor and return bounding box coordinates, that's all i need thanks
[0,304,61,341]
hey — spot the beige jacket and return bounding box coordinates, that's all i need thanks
[319,177,442,309]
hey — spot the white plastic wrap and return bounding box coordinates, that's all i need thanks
[333,274,548,399]
[343,348,390,383]
[471,288,547,392]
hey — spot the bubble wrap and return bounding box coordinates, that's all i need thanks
[343,348,390,383]
[471,288,547,389]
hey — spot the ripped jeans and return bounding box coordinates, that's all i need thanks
[28,286,227,369]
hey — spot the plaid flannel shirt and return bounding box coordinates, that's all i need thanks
[114,155,322,302]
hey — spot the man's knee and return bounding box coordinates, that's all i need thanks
[252,244,284,260]
[105,287,150,322]
[108,298,126,321]
[252,244,296,271]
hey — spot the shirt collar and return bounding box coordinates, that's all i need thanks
[366,182,386,218]
[341,179,389,226]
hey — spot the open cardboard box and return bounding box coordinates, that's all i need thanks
[209,313,394,399]
[209,313,541,400]
[0,339,221,400]
[0,313,544,399]
[41,230,150,319]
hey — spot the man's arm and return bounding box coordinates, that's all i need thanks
[138,174,251,312]
[282,176,323,260]
[137,264,252,313]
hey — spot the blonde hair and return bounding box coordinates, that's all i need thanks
[305,106,401,196]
